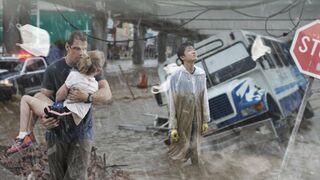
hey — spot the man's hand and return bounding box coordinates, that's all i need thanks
[202,123,209,135]
[170,129,179,143]
[68,87,88,103]
[39,115,59,129]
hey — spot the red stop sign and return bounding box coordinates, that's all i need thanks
[290,20,320,79]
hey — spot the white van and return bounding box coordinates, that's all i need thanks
[154,30,313,131]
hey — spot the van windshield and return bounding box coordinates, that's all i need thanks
[204,43,256,85]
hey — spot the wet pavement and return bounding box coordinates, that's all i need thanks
[1,59,320,179]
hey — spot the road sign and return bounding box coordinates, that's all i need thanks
[290,20,320,79]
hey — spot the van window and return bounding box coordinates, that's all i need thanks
[281,43,295,65]
[263,39,283,68]
[195,60,213,87]
[258,58,266,69]
[204,43,256,85]
[264,54,276,69]
[274,42,289,66]
[258,56,273,70]
[246,35,256,46]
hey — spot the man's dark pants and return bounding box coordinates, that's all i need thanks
[46,117,92,180]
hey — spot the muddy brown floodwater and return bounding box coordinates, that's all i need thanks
[1,59,320,180]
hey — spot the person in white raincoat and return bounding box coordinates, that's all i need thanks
[167,42,210,166]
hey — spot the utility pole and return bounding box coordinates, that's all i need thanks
[3,0,31,54]
[132,24,146,65]
[91,1,108,63]
[157,32,167,63]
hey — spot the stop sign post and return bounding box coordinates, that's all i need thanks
[290,20,320,79]
[280,20,319,178]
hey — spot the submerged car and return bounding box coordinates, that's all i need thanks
[0,54,47,101]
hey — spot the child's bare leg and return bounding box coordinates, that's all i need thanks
[26,93,53,130]
[19,95,51,137]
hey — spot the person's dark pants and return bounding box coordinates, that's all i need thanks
[47,139,92,180]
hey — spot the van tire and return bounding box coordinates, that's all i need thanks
[266,96,290,141]
[303,102,314,119]
[267,97,282,121]
[298,87,314,119]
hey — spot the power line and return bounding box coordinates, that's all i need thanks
[156,0,289,36]
[164,0,280,30]
[264,0,306,37]
[153,0,308,38]
[54,4,157,43]
[148,8,206,17]
[289,0,306,26]
[230,0,307,37]
[155,0,280,10]
[232,0,301,19]
[174,9,210,30]
[54,0,309,42]
[149,0,281,21]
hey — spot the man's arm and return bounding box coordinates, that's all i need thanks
[92,79,112,105]
[67,79,112,105]
[56,83,69,102]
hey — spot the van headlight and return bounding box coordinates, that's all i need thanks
[241,101,264,116]
[0,79,13,87]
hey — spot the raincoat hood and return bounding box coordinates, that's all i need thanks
[151,64,205,94]
[180,65,206,76]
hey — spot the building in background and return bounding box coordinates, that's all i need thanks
[108,22,134,59]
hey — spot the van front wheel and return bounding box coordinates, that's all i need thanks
[303,102,314,119]
[268,101,282,121]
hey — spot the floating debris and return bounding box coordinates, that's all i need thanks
[0,144,130,179]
